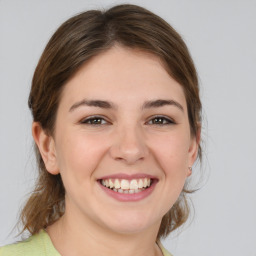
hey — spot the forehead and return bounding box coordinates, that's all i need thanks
[59,45,187,110]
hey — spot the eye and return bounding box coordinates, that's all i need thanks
[81,116,109,125]
[147,116,175,125]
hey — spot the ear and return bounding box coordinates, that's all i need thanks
[187,125,201,176]
[32,122,59,175]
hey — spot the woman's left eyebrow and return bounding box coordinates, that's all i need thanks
[142,99,184,112]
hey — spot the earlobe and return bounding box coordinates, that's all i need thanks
[32,122,59,175]
[187,167,192,177]
[187,141,198,178]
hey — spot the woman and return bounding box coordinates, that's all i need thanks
[0,4,201,256]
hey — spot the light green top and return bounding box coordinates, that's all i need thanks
[0,230,173,256]
[0,230,59,256]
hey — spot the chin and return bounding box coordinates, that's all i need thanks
[100,211,160,236]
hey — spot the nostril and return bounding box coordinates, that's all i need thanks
[110,145,147,164]
[109,130,149,164]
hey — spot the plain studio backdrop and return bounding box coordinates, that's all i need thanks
[0,0,255,255]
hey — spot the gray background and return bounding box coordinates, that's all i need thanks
[0,0,255,255]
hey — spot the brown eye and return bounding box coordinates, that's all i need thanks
[81,116,108,125]
[147,116,174,125]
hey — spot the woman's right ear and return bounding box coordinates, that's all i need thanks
[32,122,59,175]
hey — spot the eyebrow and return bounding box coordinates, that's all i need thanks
[69,99,184,112]
[69,99,115,112]
[142,99,184,112]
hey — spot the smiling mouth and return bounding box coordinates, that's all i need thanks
[99,178,153,194]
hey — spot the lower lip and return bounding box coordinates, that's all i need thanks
[98,180,158,202]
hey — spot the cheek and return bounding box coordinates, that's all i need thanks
[149,131,190,197]
[55,132,108,182]
[150,132,190,170]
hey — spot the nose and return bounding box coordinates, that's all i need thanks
[109,125,149,165]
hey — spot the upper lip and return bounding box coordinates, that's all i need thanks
[98,173,158,180]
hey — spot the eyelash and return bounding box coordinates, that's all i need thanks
[80,116,109,125]
[146,115,175,125]
[80,115,175,126]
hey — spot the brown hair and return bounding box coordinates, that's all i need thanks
[21,4,202,240]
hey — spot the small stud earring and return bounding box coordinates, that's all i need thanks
[188,167,192,172]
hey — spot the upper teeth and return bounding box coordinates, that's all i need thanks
[101,178,151,190]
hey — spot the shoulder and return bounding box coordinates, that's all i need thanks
[0,230,60,256]
[0,231,45,256]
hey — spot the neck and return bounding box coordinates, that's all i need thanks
[47,209,162,256]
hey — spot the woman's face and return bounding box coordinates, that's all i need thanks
[46,46,198,235]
